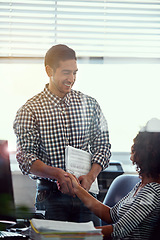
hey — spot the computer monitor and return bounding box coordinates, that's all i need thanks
[0,140,16,222]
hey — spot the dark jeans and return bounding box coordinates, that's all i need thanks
[35,179,100,226]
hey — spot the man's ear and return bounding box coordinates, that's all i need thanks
[45,65,53,78]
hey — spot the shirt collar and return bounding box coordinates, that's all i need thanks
[44,84,71,107]
[62,92,71,106]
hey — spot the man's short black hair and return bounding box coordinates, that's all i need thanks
[44,44,77,70]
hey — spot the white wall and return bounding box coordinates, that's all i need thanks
[0,60,160,152]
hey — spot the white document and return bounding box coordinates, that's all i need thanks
[65,146,99,194]
[30,218,101,233]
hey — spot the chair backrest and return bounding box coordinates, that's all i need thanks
[101,174,140,226]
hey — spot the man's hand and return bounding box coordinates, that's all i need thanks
[78,163,102,192]
[78,174,93,192]
[30,159,76,197]
[64,173,80,188]
[55,168,76,197]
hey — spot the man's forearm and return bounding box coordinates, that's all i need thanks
[30,159,59,179]
[30,159,75,196]
[87,163,102,182]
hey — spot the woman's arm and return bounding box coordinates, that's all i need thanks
[65,173,113,224]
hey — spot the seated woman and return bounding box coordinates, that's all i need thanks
[65,118,160,239]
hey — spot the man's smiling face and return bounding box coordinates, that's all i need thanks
[49,59,78,98]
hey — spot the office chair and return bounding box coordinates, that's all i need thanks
[101,174,140,226]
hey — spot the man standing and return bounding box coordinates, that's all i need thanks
[13,44,111,225]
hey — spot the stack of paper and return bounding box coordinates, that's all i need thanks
[30,218,103,240]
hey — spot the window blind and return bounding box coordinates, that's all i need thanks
[0,0,160,58]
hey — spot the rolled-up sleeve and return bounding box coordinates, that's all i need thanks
[13,106,40,174]
[90,100,111,170]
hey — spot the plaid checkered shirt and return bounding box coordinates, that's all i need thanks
[13,84,111,177]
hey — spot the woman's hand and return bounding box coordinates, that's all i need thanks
[64,172,80,191]
[55,168,76,196]
[96,225,113,239]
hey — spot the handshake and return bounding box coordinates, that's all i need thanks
[55,161,100,196]
[57,172,87,197]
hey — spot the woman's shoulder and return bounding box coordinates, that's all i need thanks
[142,182,160,198]
[148,182,160,191]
